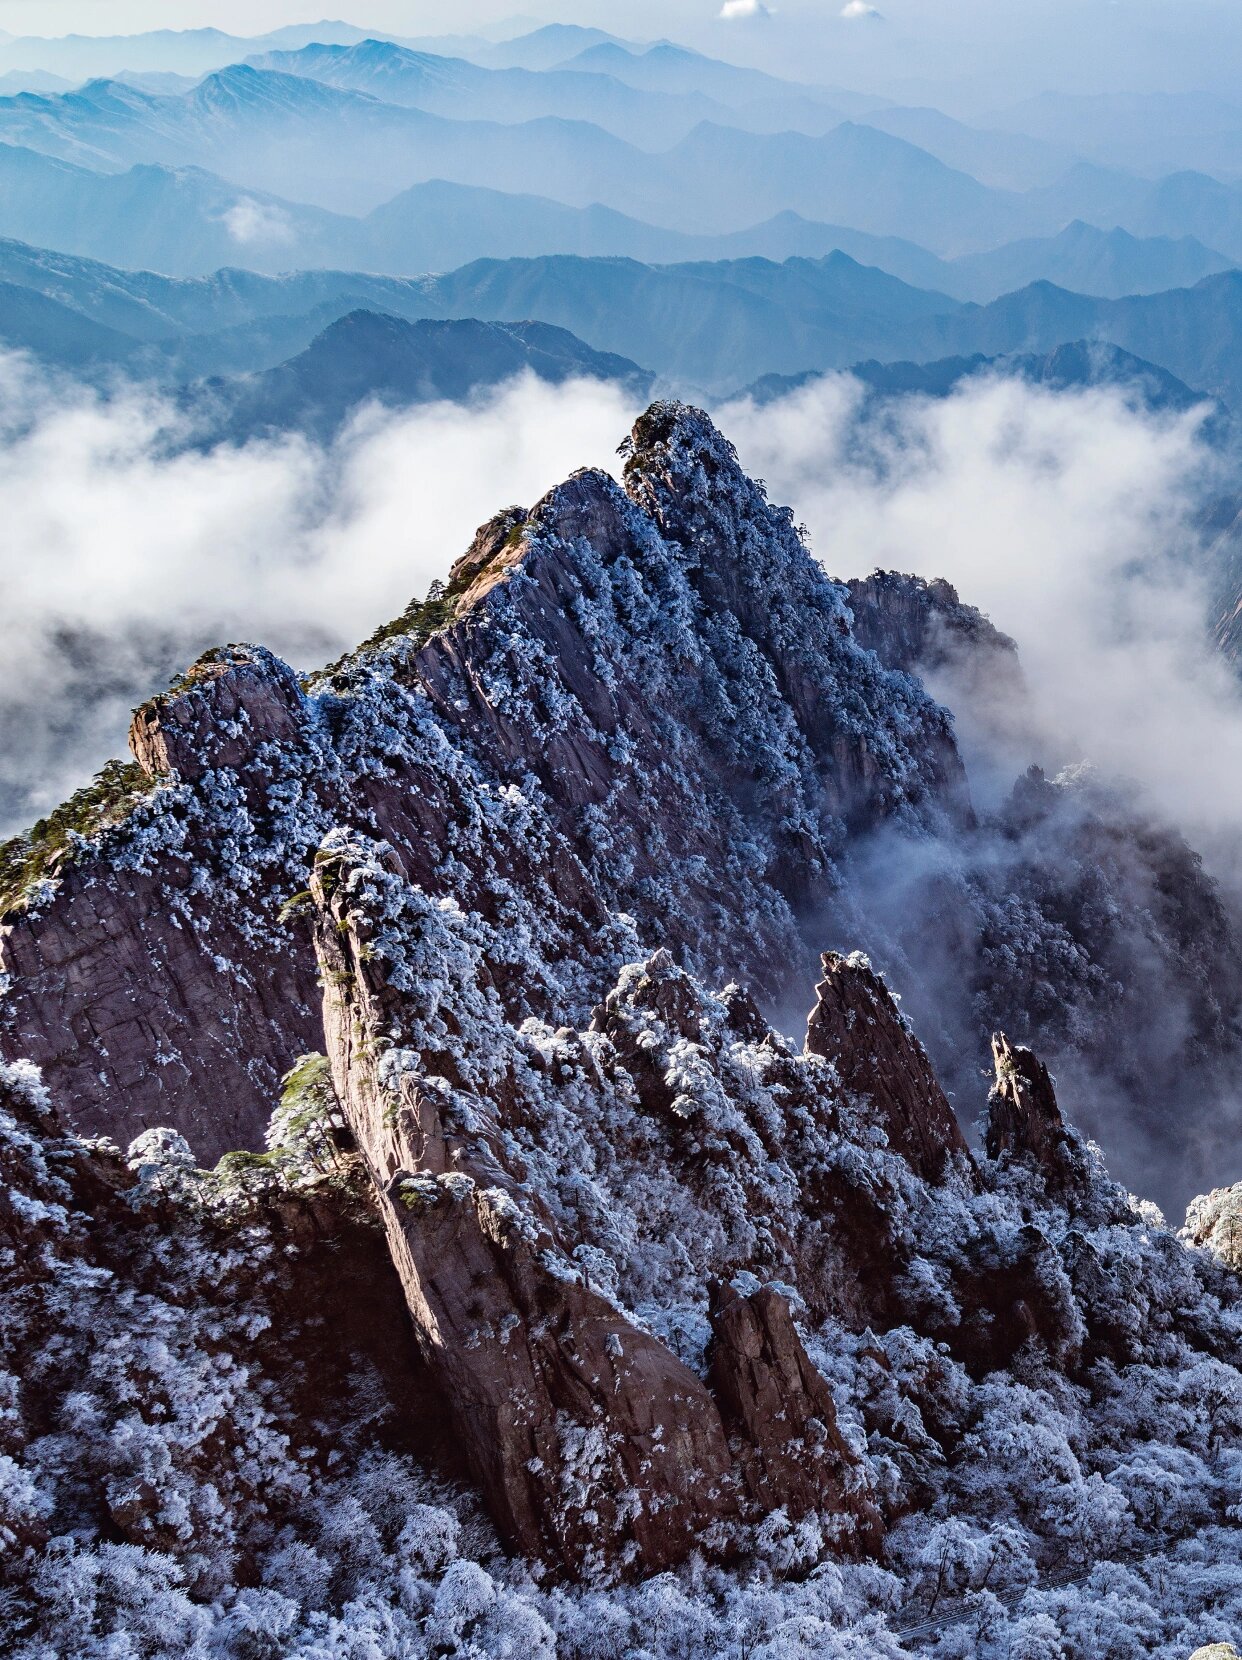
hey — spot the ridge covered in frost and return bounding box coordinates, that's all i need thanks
[0,405,1240,1656]
[0,404,966,1158]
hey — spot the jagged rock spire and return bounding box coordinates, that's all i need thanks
[805,951,972,1184]
[708,1279,883,1549]
[986,1033,1072,1173]
[129,643,308,785]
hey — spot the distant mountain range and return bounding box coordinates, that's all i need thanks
[0,147,351,277]
[2,24,1242,252]
[243,39,846,146]
[1,236,1241,414]
[4,58,1242,260]
[985,91,1242,186]
[204,321,1218,451]
[743,340,1226,424]
[0,67,651,218]
[468,24,637,73]
[849,104,1073,192]
[0,278,139,367]
[945,220,1234,302]
[0,241,959,390]
[0,140,1229,308]
[905,273,1242,408]
[556,39,868,111]
[0,69,74,96]
[416,253,959,390]
[0,21,421,80]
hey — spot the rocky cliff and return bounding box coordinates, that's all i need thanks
[834,572,1242,1215]
[2,405,1242,1654]
[0,404,967,1159]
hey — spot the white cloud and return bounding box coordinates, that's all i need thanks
[840,1,883,18]
[222,198,293,246]
[721,372,1235,854]
[720,0,772,18]
[0,359,638,834]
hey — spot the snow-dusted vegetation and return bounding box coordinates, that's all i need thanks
[4,927,1242,1658]
[2,405,1241,1657]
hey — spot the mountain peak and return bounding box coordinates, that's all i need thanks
[0,400,966,1153]
[4,371,1242,1637]
[193,61,361,111]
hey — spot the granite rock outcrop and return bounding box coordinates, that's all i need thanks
[1,405,967,1160]
[806,950,973,1185]
[1,406,1241,1637]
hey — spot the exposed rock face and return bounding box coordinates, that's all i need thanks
[708,1280,882,1546]
[293,803,1242,1567]
[127,644,310,786]
[5,411,1242,1636]
[0,853,324,1157]
[0,1035,1239,1660]
[0,648,333,1156]
[844,570,1019,683]
[382,1172,738,1575]
[806,951,972,1184]
[986,1032,1077,1182]
[1,405,968,1161]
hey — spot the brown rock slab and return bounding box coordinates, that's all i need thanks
[708,1279,883,1552]
[986,1032,1074,1179]
[129,644,309,786]
[806,951,972,1184]
[385,1168,738,1575]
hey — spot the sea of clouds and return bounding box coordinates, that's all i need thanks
[5,351,1242,1204]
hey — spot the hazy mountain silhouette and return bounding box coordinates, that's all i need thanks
[947,221,1235,302]
[987,90,1242,181]
[191,309,654,442]
[0,277,141,366]
[472,24,638,71]
[0,22,403,79]
[905,271,1242,407]
[244,39,759,148]
[0,239,955,388]
[743,339,1222,419]
[0,140,1228,310]
[860,105,1071,190]
[0,146,350,275]
[558,39,877,124]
